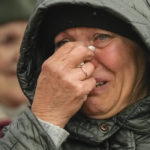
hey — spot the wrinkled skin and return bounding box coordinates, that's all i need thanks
[32,42,96,127]
[32,27,147,128]
[0,21,28,108]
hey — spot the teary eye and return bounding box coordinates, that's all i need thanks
[55,38,70,49]
[93,33,111,41]
[92,33,114,48]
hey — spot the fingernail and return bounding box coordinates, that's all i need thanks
[88,45,95,52]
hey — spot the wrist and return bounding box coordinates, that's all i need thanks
[31,106,69,128]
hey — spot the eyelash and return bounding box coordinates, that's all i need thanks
[55,39,70,49]
[93,33,112,41]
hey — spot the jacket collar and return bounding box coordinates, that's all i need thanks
[66,95,150,144]
[116,95,150,133]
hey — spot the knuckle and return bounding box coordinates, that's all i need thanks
[41,60,64,77]
[77,45,87,53]
[54,67,66,80]
[62,41,74,50]
[75,83,84,95]
[61,74,70,83]
[41,60,51,71]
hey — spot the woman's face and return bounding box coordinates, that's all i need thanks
[54,27,147,119]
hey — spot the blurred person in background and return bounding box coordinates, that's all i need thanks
[0,0,36,137]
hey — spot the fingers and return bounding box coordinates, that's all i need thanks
[80,77,96,96]
[70,77,95,102]
[53,42,95,68]
[45,42,96,83]
[69,62,95,80]
[67,44,94,68]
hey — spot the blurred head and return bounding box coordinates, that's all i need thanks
[0,0,36,108]
[0,21,27,107]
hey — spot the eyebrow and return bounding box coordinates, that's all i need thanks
[55,31,72,43]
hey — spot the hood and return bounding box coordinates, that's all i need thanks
[17,0,150,103]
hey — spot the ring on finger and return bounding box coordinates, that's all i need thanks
[80,66,88,79]
[78,62,84,67]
